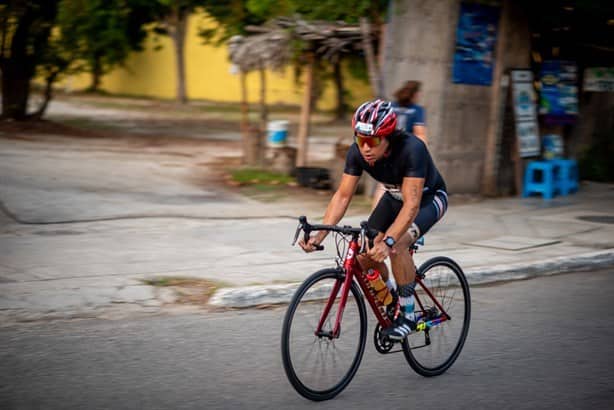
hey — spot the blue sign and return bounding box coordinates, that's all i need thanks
[539,60,578,122]
[452,3,500,86]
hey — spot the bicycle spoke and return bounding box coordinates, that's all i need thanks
[282,270,366,399]
[403,258,470,377]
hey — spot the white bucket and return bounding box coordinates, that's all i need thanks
[267,120,289,147]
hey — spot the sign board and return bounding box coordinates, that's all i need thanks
[539,60,579,119]
[583,67,614,92]
[510,69,540,158]
[452,2,500,86]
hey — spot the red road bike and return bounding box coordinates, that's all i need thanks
[281,216,471,401]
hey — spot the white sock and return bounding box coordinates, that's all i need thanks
[400,294,415,321]
[385,278,396,291]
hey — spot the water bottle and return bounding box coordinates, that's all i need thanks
[366,269,393,306]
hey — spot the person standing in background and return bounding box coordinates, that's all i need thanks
[392,80,427,144]
[372,81,428,207]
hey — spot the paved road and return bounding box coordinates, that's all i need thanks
[2,270,613,410]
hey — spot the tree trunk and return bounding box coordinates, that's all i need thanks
[296,52,315,168]
[0,0,59,120]
[171,9,188,104]
[333,59,346,120]
[360,17,384,98]
[1,61,31,120]
[31,70,59,119]
[89,54,103,92]
[240,71,254,165]
[1,5,36,120]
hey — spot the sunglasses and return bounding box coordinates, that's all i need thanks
[355,134,382,148]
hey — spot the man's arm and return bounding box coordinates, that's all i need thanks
[300,173,360,251]
[413,125,427,145]
[384,176,424,241]
[412,106,427,144]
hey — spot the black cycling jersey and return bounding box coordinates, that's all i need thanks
[344,131,446,196]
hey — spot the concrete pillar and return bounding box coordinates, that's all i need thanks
[384,0,530,194]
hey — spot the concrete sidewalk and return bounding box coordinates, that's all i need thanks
[1,129,614,322]
[208,183,614,307]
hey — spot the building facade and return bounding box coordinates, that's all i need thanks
[384,0,613,194]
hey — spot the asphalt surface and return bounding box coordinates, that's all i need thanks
[2,269,614,410]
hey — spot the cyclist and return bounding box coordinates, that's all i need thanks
[299,99,448,341]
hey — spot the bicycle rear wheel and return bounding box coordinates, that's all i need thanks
[281,268,367,401]
[402,256,471,377]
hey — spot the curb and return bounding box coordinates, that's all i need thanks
[208,249,614,308]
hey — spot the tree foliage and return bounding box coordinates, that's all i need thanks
[246,0,384,24]
[196,0,266,46]
[55,0,157,91]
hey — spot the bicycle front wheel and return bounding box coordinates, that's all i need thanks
[281,268,367,401]
[402,256,471,377]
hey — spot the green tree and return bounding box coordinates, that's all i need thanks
[199,0,265,44]
[57,0,156,92]
[0,0,158,120]
[0,0,60,120]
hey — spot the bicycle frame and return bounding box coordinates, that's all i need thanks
[315,238,451,339]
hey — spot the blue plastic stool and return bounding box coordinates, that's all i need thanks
[523,160,557,199]
[551,158,579,195]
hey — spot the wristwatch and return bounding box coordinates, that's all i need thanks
[384,236,396,248]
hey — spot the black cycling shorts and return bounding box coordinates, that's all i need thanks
[367,190,448,238]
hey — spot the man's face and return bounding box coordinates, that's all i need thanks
[355,132,389,165]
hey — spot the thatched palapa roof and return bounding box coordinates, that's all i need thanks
[228,16,371,72]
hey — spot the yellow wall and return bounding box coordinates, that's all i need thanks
[66,12,372,110]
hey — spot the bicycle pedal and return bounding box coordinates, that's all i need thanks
[415,321,427,332]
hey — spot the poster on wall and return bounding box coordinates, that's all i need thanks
[510,69,540,158]
[512,81,536,119]
[583,67,614,92]
[452,2,500,86]
[539,60,579,121]
[516,121,540,158]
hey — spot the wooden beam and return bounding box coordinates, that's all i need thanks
[360,17,383,98]
[239,71,251,165]
[257,66,267,166]
[481,0,509,196]
[296,52,315,168]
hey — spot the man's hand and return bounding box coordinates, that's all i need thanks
[367,240,394,262]
[299,234,323,253]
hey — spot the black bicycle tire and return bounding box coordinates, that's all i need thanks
[402,256,471,377]
[281,268,368,401]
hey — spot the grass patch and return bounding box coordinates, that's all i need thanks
[55,117,125,133]
[143,276,226,289]
[230,168,295,186]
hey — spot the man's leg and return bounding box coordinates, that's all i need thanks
[390,224,420,315]
[386,191,448,340]
[389,229,418,286]
[364,192,401,285]
[384,224,421,341]
[358,233,390,282]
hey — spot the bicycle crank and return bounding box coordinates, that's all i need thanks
[373,324,403,354]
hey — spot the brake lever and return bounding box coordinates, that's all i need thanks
[303,227,324,251]
[291,223,302,246]
[359,226,367,253]
[298,215,324,251]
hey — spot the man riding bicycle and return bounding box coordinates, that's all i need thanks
[299,99,448,341]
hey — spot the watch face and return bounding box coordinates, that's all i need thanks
[385,237,395,247]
